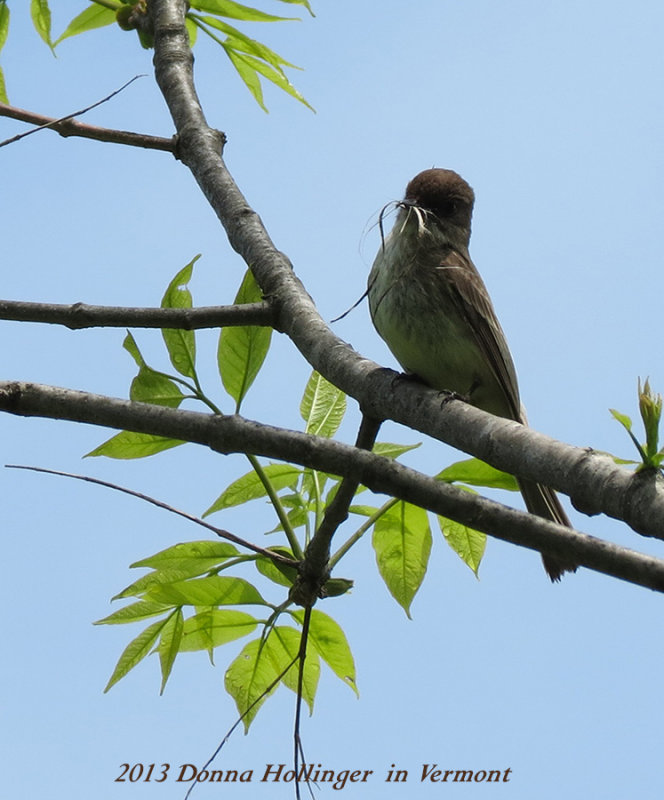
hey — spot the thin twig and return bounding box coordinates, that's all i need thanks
[6,464,298,567]
[183,651,301,800]
[0,77,175,152]
[293,606,314,800]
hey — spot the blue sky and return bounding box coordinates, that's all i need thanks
[2,1,664,798]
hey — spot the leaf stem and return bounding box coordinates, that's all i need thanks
[248,454,303,559]
[328,497,398,569]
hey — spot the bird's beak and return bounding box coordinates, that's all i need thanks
[396,198,428,236]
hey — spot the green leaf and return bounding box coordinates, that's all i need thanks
[609,454,638,466]
[293,609,357,695]
[131,369,184,407]
[204,463,301,516]
[609,408,633,432]
[225,626,318,729]
[270,626,319,713]
[161,256,199,379]
[0,65,7,104]
[218,269,272,410]
[267,495,310,533]
[146,575,266,606]
[95,601,174,625]
[348,504,380,517]
[158,608,184,693]
[372,441,421,459]
[132,540,240,570]
[610,381,664,471]
[638,378,663,465]
[300,467,328,501]
[610,405,647,465]
[199,16,296,67]
[323,577,353,597]
[277,0,313,13]
[438,514,486,577]
[283,504,309,530]
[225,46,266,109]
[189,0,296,22]
[185,15,198,46]
[255,547,298,587]
[30,0,53,51]
[123,331,147,368]
[372,501,431,618]
[112,542,241,598]
[123,331,185,407]
[180,609,258,652]
[86,430,185,459]
[437,457,519,491]
[322,478,344,506]
[0,2,9,53]
[228,48,313,109]
[103,617,167,692]
[300,371,346,437]
[195,16,311,109]
[224,636,283,729]
[114,567,227,600]
[54,4,116,45]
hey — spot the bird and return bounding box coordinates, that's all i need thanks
[367,168,576,581]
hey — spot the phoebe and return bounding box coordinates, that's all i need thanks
[368,168,576,581]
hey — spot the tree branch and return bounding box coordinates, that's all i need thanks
[292,414,381,606]
[2,379,664,594]
[148,0,664,543]
[0,298,275,330]
[0,101,175,152]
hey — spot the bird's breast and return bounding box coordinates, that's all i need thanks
[367,230,509,415]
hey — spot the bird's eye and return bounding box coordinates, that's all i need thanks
[436,199,458,217]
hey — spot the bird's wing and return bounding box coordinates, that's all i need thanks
[437,246,523,421]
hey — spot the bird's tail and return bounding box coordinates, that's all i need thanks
[517,478,578,582]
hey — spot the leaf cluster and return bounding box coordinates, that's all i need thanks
[95,539,356,728]
[88,258,521,725]
[611,378,664,471]
[0,0,313,109]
